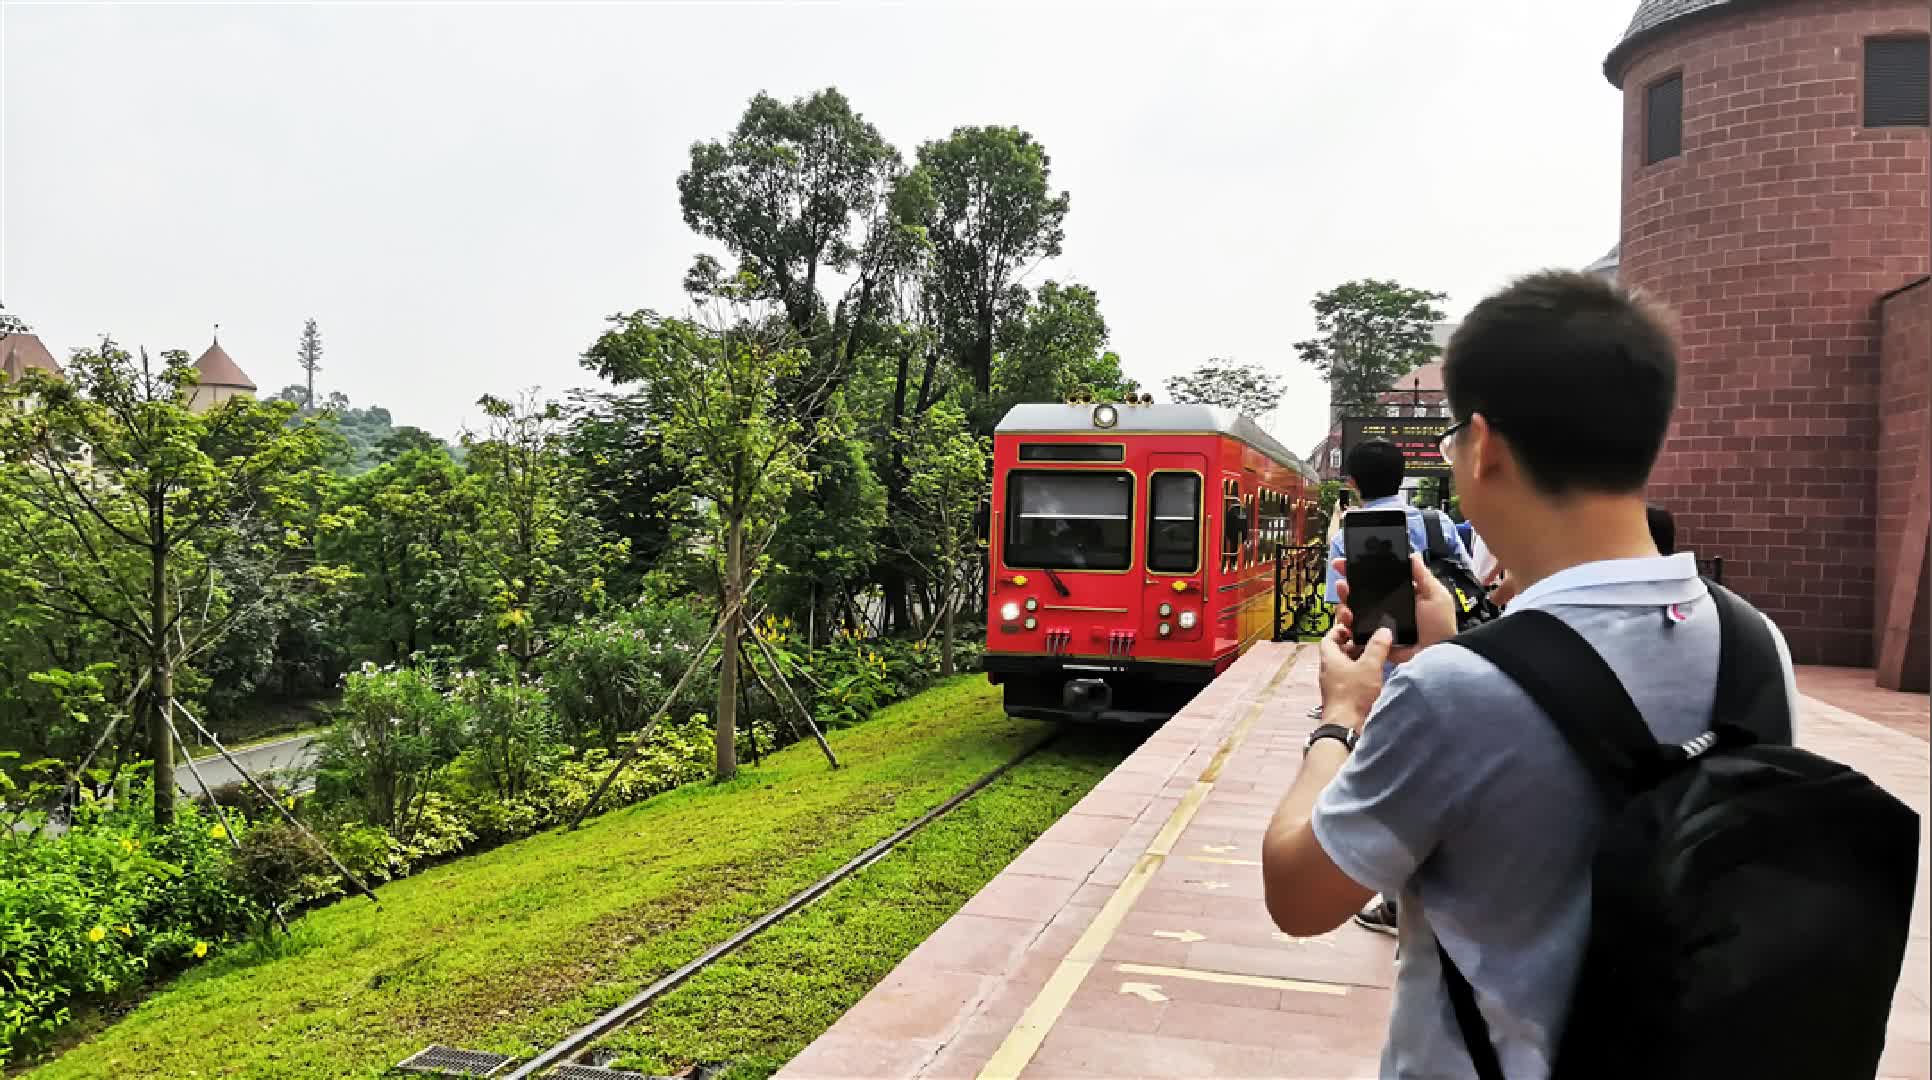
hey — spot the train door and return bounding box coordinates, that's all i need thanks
[1144,453,1207,653]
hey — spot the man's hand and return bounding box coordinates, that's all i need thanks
[1330,553,1460,665]
[1318,623,1392,732]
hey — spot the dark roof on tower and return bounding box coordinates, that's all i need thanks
[1605,0,1767,86]
[194,336,256,391]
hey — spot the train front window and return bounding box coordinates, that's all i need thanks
[1148,473,1201,573]
[1005,470,1133,571]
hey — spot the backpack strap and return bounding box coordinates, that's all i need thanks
[1421,510,1451,559]
[1707,583,1792,745]
[1439,943,1507,1080]
[1452,611,1663,801]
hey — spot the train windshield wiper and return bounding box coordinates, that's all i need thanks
[1042,566,1072,597]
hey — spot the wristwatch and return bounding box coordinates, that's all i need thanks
[1304,723,1357,755]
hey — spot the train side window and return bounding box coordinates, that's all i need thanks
[1148,473,1202,574]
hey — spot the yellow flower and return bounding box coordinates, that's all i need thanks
[120,837,135,854]
[209,824,227,840]
[88,926,106,943]
[193,941,209,959]
[117,925,132,938]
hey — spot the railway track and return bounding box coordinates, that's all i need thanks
[395,733,1064,1080]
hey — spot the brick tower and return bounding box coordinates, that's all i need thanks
[1606,0,1930,671]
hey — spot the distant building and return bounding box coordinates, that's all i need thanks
[0,333,62,384]
[1305,322,1456,482]
[187,335,257,412]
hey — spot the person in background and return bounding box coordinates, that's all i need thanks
[1311,489,1355,722]
[1320,440,1471,937]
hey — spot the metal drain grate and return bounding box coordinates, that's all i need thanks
[548,1066,653,1080]
[397,1045,516,1076]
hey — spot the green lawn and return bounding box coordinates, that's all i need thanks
[27,679,1125,1080]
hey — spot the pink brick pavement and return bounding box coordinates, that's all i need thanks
[778,646,1930,1080]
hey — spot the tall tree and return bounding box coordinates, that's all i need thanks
[900,126,1070,402]
[320,445,472,663]
[297,319,323,409]
[993,280,1137,418]
[1291,280,1448,419]
[677,88,900,343]
[0,344,331,822]
[891,401,986,674]
[460,393,622,677]
[1164,358,1286,418]
[583,289,830,781]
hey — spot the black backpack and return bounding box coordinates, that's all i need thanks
[1421,512,1499,633]
[1443,584,1920,1080]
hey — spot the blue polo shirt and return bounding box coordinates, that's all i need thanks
[1324,495,1471,604]
[1311,554,1798,1079]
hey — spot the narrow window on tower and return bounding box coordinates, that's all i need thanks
[1865,37,1930,128]
[1644,74,1683,164]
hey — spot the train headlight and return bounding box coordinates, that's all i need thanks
[1178,610,1198,630]
[1092,404,1119,429]
[1158,602,1173,617]
[1000,602,1021,623]
[1158,622,1172,638]
[1023,616,1037,630]
[1025,597,1039,612]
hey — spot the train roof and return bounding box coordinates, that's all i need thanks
[995,403,1316,481]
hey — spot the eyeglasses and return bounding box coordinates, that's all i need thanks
[1438,419,1471,465]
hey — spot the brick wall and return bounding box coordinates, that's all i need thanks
[1614,0,1932,665]
[1875,278,1929,690]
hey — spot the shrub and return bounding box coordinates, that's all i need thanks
[312,663,462,836]
[228,819,334,917]
[449,674,563,803]
[543,602,716,750]
[0,805,250,1066]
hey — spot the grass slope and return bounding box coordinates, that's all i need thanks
[29,678,1119,1080]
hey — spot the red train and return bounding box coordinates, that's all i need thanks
[984,401,1320,724]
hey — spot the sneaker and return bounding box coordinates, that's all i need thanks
[1307,703,1324,720]
[1353,898,1398,936]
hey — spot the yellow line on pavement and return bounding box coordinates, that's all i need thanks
[1185,855,1262,867]
[974,646,1300,1080]
[1114,962,1349,997]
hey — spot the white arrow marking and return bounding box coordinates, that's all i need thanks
[1153,930,1205,943]
[1120,981,1169,1003]
[1201,844,1236,854]
[1274,931,1336,948]
[1188,879,1230,890]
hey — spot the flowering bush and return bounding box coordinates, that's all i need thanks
[448,673,562,803]
[311,662,463,837]
[0,805,251,1066]
[542,602,716,749]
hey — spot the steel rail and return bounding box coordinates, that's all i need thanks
[500,733,1062,1079]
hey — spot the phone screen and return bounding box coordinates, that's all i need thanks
[1344,509,1417,647]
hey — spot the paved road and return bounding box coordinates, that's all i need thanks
[176,733,322,796]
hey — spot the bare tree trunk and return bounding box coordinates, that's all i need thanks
[941,573,957,677]
[149,516,175,825]
[714,515,745,781]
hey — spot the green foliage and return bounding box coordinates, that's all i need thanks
[1163,357,1287,418]
[447,673,561,803]
[311,663,462,835]
[1292,279,1449,413]
[900,125,1071,396]
[319,445,472,664]
[0,806,256,1066]
[677,88,900,334]
[461,394,624,672]
[541,602,716,750]
[991,280,1137,417]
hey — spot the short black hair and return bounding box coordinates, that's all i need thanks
[1345,439,1405,500]
[1647,505,1676,555]
[1443,271,1677,495]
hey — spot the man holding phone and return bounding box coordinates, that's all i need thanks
[1260,271,1800,1079]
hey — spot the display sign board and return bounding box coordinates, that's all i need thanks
[1340,415,1451,477]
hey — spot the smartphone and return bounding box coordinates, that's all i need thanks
[1343,509,1417,647]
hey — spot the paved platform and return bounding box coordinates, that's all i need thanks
[781,643,1931,1080]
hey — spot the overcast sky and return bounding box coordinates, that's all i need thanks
[3,1,1633,453]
